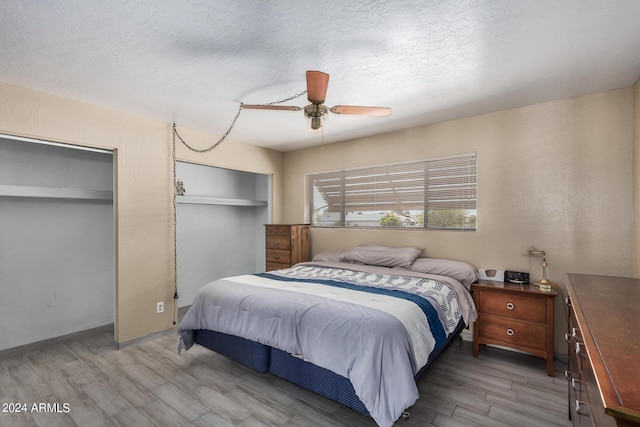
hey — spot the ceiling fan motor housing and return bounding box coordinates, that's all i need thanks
[304,103,328,130]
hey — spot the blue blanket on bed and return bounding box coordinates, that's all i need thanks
[257,272,447,348]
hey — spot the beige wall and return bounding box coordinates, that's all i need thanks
[0,82,284,344]
[284,88,635,353]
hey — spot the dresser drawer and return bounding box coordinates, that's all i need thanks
[266,262,289,272]
[477,315,546,352]
[476,291,546,323]
[266,249,291,265]
[266,236,291,250]
[265,225,291,237]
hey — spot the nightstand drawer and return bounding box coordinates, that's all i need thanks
[477,315,546,352]
[266,236,291,250]
[266,249,291,264]
[476,291,546,323]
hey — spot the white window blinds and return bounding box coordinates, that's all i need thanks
[308,152,476,230]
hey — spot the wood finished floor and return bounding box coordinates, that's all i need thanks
[0,329,571,427]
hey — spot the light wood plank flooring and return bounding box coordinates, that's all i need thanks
[0,329,571,427]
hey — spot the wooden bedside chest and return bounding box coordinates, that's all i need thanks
[471,280,557,376]
[265,224,310,271]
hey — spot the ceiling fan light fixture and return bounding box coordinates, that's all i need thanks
[304,103,328,130]
[309,116,323,131]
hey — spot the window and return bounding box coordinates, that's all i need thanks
[307,152,476,230]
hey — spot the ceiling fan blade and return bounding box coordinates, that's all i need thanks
[329,105,392,117]
[306,70,330,104]
[241,104,302,111]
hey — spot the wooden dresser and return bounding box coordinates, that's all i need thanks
[265,224,310,271]
[472,280,557,376]
[565,274,640,427]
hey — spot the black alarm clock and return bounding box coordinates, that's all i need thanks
[504,270,529,284]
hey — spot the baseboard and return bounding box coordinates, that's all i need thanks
[0,324,114,357]
[0,305,194,353]
[116,326,178,350]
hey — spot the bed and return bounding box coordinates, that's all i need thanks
[178,245,478,427]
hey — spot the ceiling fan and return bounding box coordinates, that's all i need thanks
[240,70,391,130]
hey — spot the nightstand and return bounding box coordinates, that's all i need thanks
[471,280,557,376]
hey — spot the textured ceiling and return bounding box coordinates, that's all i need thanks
[2,1,640,151]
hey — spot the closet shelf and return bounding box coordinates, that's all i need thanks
[177,195,268,207]
[0,184,113,201]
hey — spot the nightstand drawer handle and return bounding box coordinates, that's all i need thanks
[275,241,280,245]
[506,302,515,310]
[506,328,515,336]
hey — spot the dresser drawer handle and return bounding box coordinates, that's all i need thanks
[506,328,515,336]
[564,372,581,391]
[275,241,280,245]
[566,327,580,343]
[571,378,581,392]
[274,254,280,259]
[506,302,515,310]
[576,342,586,358]
[575,400,589,416]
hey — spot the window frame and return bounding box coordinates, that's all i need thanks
[306,152,477,231]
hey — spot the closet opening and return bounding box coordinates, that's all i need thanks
[0,133,115,352]
[175,161,270,308]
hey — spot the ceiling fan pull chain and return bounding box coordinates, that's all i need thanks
[259,90,307,106]
[173,89,306,153]
[172,103,242,153]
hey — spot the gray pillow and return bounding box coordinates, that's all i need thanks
[409,257,478,287]
[340,244,424,268]
[312,250,346,262]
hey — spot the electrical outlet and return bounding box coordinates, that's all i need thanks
[156,301,164,314]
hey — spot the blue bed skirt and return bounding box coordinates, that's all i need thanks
[193,329,270,373]
[269,346,370,414]
[193,319,465,416]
